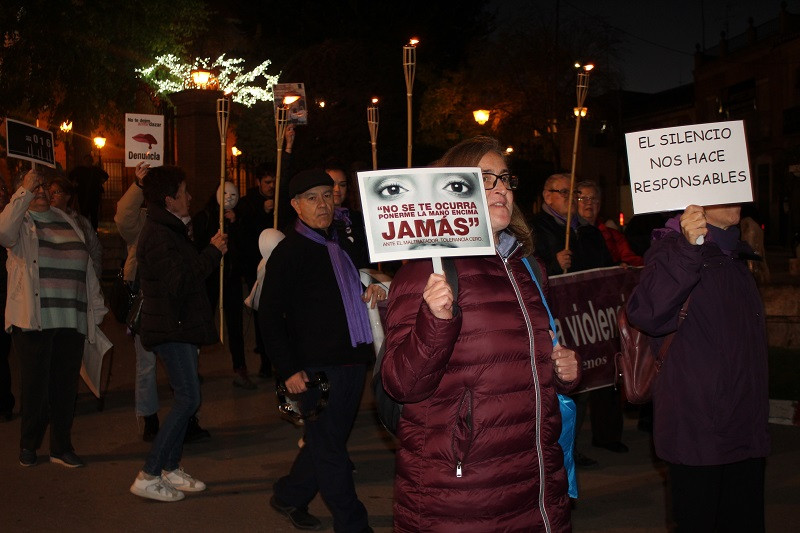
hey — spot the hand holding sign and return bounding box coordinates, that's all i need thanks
[422,273,454,320]
[680,205,708,245]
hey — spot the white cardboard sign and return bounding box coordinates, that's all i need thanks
[624,120,752,214]
[357,167,494,263]
[125,113,164,167]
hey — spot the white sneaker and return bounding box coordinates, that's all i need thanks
[130,472,185,502]
[162,467,206,492]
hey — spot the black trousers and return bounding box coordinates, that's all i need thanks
[0,328,13,414]
[12,327,85,454]
[275,365,369,533]
[243,271,268,371]
[667,458,766,533]
[572,385,624,450]
[206,274,246,371]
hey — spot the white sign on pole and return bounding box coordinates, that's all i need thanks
[624,120,752,214]
[357,167,494,263]
[125,113,164,167]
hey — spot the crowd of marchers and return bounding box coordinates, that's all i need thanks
[0,131,769,533]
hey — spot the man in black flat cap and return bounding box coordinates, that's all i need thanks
[259,169,384,532]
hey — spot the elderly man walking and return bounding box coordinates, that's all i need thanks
[259,169,384,532]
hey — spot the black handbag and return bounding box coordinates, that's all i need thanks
[126,288,144,334]
[109,267,135,323]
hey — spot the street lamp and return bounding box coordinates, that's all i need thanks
[563,62,594,266]
[473,109,490,125]
[189,68,217,90]
[368,98,380,170]
[403,38,418,167]
[93,136,106,165]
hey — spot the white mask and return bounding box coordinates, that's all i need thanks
[216,181,239,210]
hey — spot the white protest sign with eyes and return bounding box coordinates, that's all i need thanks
[624,120,752,214]
[357,167,494,263]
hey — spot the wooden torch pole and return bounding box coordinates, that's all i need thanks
[273,105,289,229]
[216,97,230,342]
[368,100,379,170]
[403,40,417,168]
[563,65,593,272]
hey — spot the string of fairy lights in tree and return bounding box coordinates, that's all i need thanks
[136,54,280,107]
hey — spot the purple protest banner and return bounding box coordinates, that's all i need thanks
[548,266,642,392]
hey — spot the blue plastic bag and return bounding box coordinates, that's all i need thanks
[557,393,578,498]
[523,257,579,499]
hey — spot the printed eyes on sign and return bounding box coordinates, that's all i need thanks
[442,177,474,198]
[375,180,409,198]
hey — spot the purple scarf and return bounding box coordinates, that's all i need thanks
[294,219,372,347]
[543,203,581,230]
[665,214,741,256]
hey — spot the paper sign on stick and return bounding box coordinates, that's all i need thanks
[125,113,164,167]
[357,167,494,263]
[624,120,752,214]
[273,83,308,125]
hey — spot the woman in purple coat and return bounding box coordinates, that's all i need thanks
[627,204,769,533]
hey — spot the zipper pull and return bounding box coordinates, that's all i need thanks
[456,461,462,478]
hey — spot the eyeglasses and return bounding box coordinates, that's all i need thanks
[547,188,570,197]
[577,196,599,204]
[49,190,65,197]
[482,172,518,190]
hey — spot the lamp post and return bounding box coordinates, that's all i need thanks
[60,121,73,172]
[274,95,298,228]
[216,96,231,342]
[93,136,106,166]
[368,98,379,170]
[403,38,418,168]
[563,62,594,268]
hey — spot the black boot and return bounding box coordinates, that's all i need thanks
[183,415,211,443]
[142,413,159,442]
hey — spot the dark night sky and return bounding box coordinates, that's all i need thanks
[498,0,798,94]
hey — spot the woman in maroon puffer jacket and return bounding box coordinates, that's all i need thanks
[382,137,581,532]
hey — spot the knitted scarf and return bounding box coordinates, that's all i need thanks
[294,219,372,346]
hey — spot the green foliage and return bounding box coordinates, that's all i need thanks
[0,0,208,129]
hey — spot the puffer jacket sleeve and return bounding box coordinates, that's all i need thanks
[141,225,221,300]
[627,232,701,336]
[381,260,463,404]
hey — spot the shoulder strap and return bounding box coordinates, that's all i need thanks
[522,256,558,348]
[654,297,691,369]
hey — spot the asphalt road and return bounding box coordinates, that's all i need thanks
[1,311,798,532]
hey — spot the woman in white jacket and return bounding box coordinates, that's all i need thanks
[0,168,106,468]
